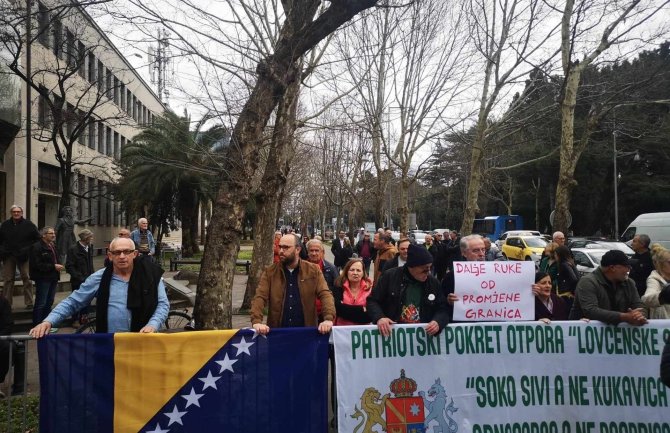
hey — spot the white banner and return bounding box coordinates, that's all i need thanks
[453,261,535,321]
[334,321,670,433]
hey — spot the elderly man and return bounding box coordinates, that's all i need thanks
[29,227,63,326]
[29,237,169,337]
[306,239,339,291]
[367,244,448,337]
[441,234,486,319]
[0,205,40,308]
[130,218,155,258]
[629,234,654,297]
[66,229,94,327]
[552,231,566,246]
[569,250,647,326]
[251,234,335,335]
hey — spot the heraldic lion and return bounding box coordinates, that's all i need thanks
[353,387,390,433]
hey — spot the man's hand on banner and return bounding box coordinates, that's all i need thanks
[253,323,270,335]
[376,317,395,337]
[29,321,53,339]
[318,320,333,334]
[139,325,157,333]
[425,320,440,336]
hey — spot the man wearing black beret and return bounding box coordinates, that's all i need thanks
[569,249,647,325]
[367,243,449,337]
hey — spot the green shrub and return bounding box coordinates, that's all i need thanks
[0,394,39,432]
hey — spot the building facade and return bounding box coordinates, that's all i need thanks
[0,0,165,246]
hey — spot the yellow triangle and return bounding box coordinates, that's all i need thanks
[113,330,237,433]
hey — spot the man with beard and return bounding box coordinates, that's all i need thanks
[251,234,335,335]
[367,244,448,337]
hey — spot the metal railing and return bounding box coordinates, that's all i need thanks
[0,335,34,432]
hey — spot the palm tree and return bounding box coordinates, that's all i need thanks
[117,111,228,257]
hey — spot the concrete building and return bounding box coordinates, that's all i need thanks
[0,0,165,246]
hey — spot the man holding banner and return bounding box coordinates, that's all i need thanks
[367,244,448,337]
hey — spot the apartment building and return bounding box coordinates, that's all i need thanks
[0,0,165,245]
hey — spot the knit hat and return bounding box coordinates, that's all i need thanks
[406,243,433,267]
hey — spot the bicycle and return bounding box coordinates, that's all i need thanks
[75,308,193,334]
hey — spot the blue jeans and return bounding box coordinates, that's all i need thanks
[33,279,58,326]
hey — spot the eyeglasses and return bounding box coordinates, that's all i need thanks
[110,249,136,256]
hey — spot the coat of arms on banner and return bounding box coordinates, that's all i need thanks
[351,369,459,433]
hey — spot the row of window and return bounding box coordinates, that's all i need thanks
[36,2,155,126]
[36,87,130,160]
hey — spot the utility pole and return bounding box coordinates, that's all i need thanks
[149,28,171,104]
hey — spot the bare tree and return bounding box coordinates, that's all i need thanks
[552,0,670,233]
[459,0,559,234]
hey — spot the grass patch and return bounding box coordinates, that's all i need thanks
[0,394,39,432]
[237,250,253,261]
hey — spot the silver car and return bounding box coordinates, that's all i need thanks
[571,248,609,277]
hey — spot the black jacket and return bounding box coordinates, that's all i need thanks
[332,282,372,324]
[0,218,40,262]
[661,338,670,389]
[630,250,654,297]
[367,266,449,331]
[29,240,61,281]
[331,238,353,267]
[66,243,94,288]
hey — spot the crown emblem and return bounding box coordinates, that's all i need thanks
[389,369,417,397]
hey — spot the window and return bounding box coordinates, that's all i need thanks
[97,124,104,154]
[65,29,75,66]
[79,111,87,146]
[113,77,119,105]
[37,86,50,127]
[88,122,96,150]
[38,163,60,193]
[89,177,98,225]
[52,19,62,58]
[113,131,119,159]
[106,69,112,98]
[97,61,104,93]
[120,136,126,158]
[120,84,126,110]
[77,41,86,77]
[65,103,75,139]
[87,53,96,82]
[126,89,132,114]
[77,174,86,220]
[105,127,112,156]
[38,2,49,46]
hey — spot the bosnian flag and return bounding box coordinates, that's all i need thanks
[37,329,329,433]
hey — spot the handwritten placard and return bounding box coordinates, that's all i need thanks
[453,261,535,321]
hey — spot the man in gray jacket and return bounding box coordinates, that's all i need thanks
[569,250,647,326]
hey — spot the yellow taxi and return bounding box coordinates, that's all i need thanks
[501,236,547,262]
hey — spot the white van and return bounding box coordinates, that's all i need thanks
[620,213,670,249]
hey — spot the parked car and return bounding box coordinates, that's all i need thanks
[567,238,634,256]
[496,230,541,249]
[501,236,547,262]
[571,248,609,277]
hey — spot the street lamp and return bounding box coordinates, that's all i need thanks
[612,126,640,239]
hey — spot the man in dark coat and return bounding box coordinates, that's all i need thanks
[331,230,351,270]
[367,244,448,337]
[0,205,40,308]
[66,229,95,326]
[629,234,654,297]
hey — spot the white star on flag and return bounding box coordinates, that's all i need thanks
[181,387,204,408]
[199,370,222,391]
[232,336,254,356]
[145,423,170,433]
[163,405,187,426]
[410,403,421,416]
[215,353,238,374]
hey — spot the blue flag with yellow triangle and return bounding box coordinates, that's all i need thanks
[37,328,329,433]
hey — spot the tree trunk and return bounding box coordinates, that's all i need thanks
[460,120,487,235]
[398,177,409,234]
[193,0,380,329]
[241,65,301,311]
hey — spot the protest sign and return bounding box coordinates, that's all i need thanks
[453,261,535,321]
